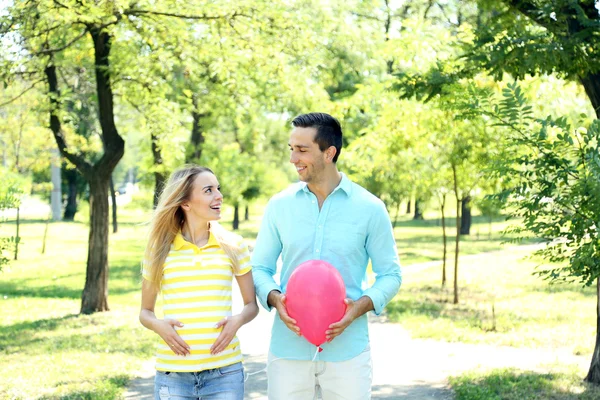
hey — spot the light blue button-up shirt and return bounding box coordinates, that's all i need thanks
[252,173,402,362]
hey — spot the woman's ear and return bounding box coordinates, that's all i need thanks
[181,203,190,211]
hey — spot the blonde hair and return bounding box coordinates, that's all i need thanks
[144,165,242,291]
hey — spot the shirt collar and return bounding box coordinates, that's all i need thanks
[296,172,352,197]
[173,230,218,250]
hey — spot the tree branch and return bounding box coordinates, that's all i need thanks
[0,79,44,108]
[503,0,564,34]
[123,9,250,21]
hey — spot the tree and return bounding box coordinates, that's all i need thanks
[0,1,259,313]
[479,81,600,384]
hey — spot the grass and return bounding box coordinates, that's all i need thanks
[450,367,600,400]
[0,194,596,398]
[386,245,597,354]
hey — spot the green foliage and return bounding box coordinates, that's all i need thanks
[450,367,600,400]
[0,168,26,271]
[477,82,600,287]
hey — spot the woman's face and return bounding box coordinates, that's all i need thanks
[181,171,223,222]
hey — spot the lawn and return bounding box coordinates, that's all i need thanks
[450,367,600,400]
[0,195,595,398]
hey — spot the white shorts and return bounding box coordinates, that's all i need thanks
[266,346,372,400]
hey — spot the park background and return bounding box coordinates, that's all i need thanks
[1,0,600,399]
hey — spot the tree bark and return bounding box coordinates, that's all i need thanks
[460,195,472,235]
[413,199,424,220]
[585,277,600,384]
[81,178,110,313]
[233,204,239,230]
[452,165,460,304]
[14,207,20,261]
[580,72,600,119]
[109,175,117,233]
[151,130,166,208]
[406,199,411,214]
[245,204,249,221]
[187,95,207,163]
[63,167,78,221]
[441,193,447,289]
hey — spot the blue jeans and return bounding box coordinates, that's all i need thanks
[154,362,244,400]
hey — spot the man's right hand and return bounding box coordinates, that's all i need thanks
[268,290,301,336]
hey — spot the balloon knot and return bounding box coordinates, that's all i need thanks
[318,346,323,353]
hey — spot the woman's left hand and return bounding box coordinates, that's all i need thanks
[210,315,243,355]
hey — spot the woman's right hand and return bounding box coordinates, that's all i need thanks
[154,319,190,356]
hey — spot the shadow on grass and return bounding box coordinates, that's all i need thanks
[39,374,130,400]
[385,285,530,331]
[450,369,600,400]
[0,314,79,352]
[0,262,142,299]
[1,315,155,357]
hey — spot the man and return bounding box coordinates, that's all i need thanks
[252,112,402,399]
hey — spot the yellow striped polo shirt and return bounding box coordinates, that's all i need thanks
[143,231,251,372]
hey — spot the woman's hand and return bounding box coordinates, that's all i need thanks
[154,318,190,356]
[210,315,243,355]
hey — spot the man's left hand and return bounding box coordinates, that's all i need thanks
[325,298,357,342]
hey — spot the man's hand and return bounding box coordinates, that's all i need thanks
[326,296,374,342]
[268,290,301,336]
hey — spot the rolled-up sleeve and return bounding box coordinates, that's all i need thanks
[362,200,402,315]
[252,200,283,311]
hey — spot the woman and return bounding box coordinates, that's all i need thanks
[140,165,258,400]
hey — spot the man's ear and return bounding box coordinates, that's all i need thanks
[326,146,337,162]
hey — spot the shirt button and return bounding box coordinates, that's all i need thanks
[316,249,320,253]
[312,201,315,204]
[318,225,322,228]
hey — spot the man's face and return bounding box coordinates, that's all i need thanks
[288,127,327,184]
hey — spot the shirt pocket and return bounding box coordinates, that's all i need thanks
[327,222,367,257]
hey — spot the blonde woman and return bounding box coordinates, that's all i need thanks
[140,165,258,400]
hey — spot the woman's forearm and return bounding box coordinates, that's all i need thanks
[237,301,259,326]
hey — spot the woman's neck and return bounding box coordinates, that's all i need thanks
[181,219,210,247]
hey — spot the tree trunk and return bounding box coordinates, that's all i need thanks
[460,195,472,235]
[151,130,166,209]
[452,165,460,304]
[110,175,117,233]
[233,204,239,230]
[394,200,401,227]
[441,194,447,289]
[406,199,411,214]
[45,25,124,315]
[245,204,249,221]
[14,207,20,260]
[580,72,600,119]
[413,200,424,220]
[51,148,62,221]
[585,277,600,383]
[187,95,207,163]
[63,167,78,221]
[81,178,110,314]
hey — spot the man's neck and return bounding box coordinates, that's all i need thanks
[307,168,342,205]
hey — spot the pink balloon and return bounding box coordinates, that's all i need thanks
[285,260,347,347]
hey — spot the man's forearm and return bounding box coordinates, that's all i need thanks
[267,289,282,308]
[351,296,375,319]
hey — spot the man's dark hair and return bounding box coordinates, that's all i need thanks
[291,112,343,163]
